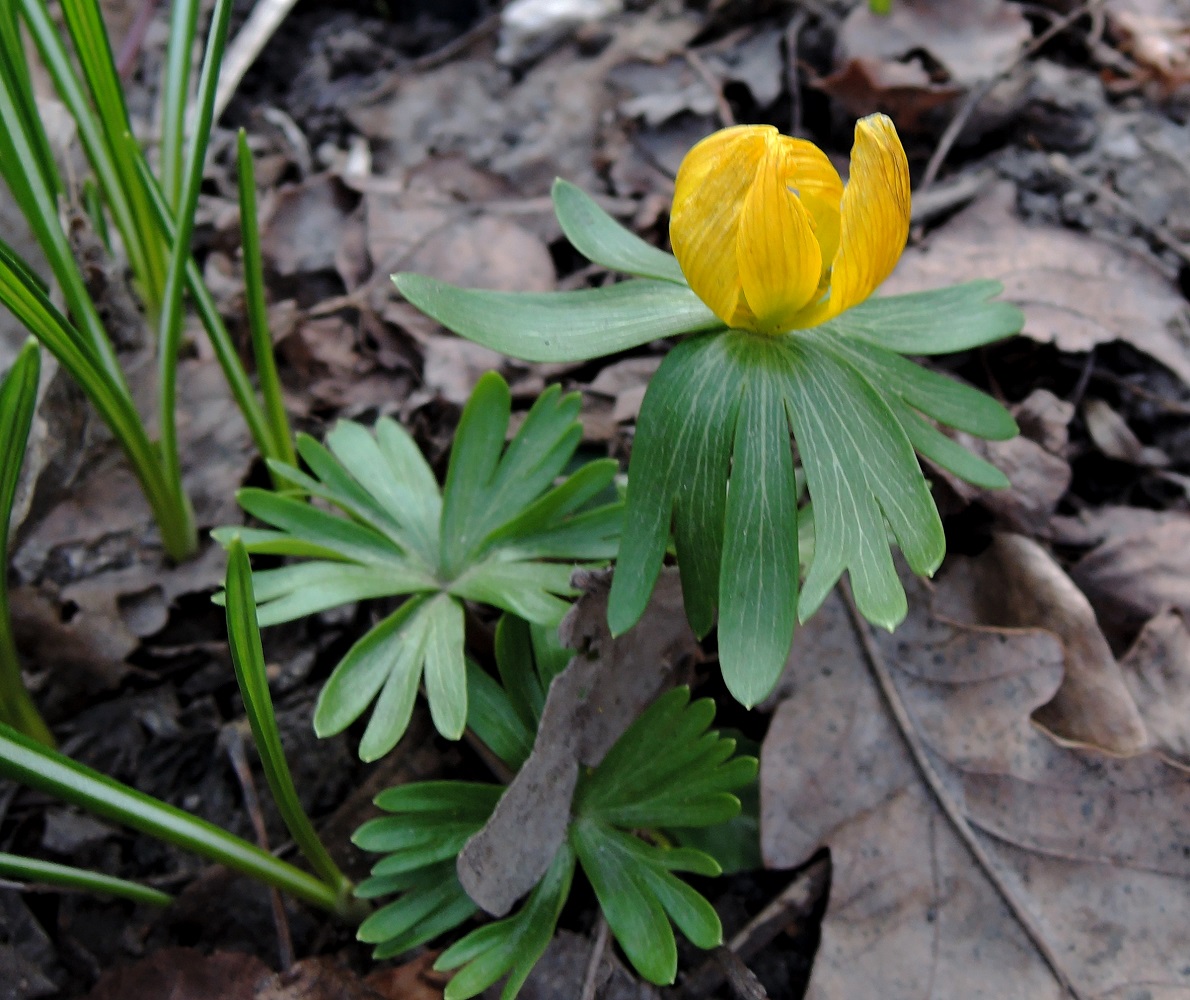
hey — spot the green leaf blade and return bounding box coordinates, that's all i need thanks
[717,339,799,707]
[551,179,687,284]
[394,274,724,364]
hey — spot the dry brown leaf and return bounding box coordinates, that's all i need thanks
[837,0,1031,87]
[82,948,269,1000]
[1083,397,1171,466]
[1106,0,1190,92]
[1120,609,1190,769]
[815,58,962,134]
[255,957,391,1000]
[457,569,696,916]
[883,183,1190,388]
[258,175,357,278]
[820,0,1029,134]
[363,952,447,1000]
[760,580,1190,999]
[1071,511,1190,637]
[940,390,1072,533]
[936,533,1149,755]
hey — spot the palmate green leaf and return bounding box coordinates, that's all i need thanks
[354,783,502,958]
[449,558,575,624]
[551,179,686,284]
[576,688,754,829]
[465,613,569,770]
[719,350,799,706]
[570,821,721,985]
[357,861,478,957]
[780,336,945,627]
[609,329,954,701]
[220,372,620,758]
[608,336,746,640]
[394,274,724,364]
[436,845,576,1000]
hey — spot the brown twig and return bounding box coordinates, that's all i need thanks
[225,725,294,971]
[685,49,735,128]
[1046,153,1190,269]
[579,914,610,1000]
[840,584,1083,999]
[921,0,1104,190]
[116,0,161,79]
[412,12,501,72]
[680,857,829,999]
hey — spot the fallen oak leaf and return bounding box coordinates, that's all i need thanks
[760,574,1190,999]
[1119,609,1190,771]
[935,532,1149,756]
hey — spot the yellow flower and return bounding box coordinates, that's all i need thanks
[669,114,911,335]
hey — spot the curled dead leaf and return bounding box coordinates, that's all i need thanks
[936,532,1149,755]
[457,569,696,916]
[761,575,1190,999]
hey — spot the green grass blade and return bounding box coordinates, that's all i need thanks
[0,340,53,746]
[0,45,125,384]
[28,0,165,308]
[159,0,202,212]
[132,152,276,461]
[0,851,172,906]
[0,4,58,194]
[224,539,353,899]
[155,0,233,546]
[0,241,195,560]
[236,130,294,464]
[0,723,342,912]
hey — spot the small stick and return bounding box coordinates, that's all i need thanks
[225,725,294,970]
[921,0,1104,190]
[715,948,769,1000]
[685,49,735,128]
[841,584,1083,999]
[784,12,808,138]
[1047,153,1190,269]
[680,858,829,999]
[579,914,610,1000]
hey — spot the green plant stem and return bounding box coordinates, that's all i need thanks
[134,155,278,465]
[0,241,196,561]
[236,131,295,466]
[224,539,354,906]
[0,723,348,915]
[155,0,233,553]
[0,852,172,906]
[159,0,201,213]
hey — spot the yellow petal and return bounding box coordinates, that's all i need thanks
[781,137,844,278]
[795,113,910,327]
[736,136,822,333]
[670,125,771,327]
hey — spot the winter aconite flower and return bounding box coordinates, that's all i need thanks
[669,113,911,335]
